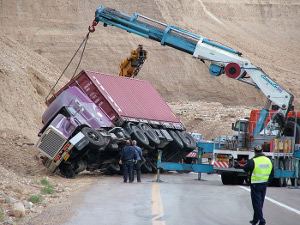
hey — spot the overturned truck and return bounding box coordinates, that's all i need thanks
[36,70,196,178]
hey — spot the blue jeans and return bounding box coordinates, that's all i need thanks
[250,183,267,224]
[123,160,134,182]
[136,160,141,182]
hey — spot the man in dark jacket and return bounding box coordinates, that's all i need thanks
[120,140,137,183]
[243,145,273,225]
[132,140,143,182]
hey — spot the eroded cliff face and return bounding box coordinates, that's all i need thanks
[1,1,299,112]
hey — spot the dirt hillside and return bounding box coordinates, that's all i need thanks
[0,0,299,223]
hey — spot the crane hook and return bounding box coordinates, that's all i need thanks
[88,20,98,33]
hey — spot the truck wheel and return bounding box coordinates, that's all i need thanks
[123,122,134,135]
[168,130,184,150]
[221,174,232,185]
[73,160,87,174]
[175,131,197,151]
[81,127,105,150]
[184,132,197,150]
[58,162,75,179]
[141,160,153,173]
[138,123,160,146]
[108,162,121,175]
[145,144,156,151]
[236,176,245,185]
[131,125,150,147]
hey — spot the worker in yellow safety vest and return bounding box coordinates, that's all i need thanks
[243,145,273,225]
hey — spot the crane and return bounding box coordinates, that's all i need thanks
[119,44,148,77]
[89,7,294,135]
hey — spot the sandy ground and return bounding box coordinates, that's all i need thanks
[0,0,299,223]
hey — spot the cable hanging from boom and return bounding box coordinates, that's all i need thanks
[45,30,92,104]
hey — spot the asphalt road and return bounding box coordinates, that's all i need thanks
[28,172,300,225]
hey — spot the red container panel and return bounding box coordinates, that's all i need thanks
[49,70,182,125]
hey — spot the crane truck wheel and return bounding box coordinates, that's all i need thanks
[221,174,233,185]
[81,127,106,150]
[138,123,160,146]
[131,125,150,148]
[168,130,184,150]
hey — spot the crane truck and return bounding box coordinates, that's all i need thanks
[88,7,300,186]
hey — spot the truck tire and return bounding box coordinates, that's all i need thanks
[184,132,197,150]
[175,131,197,151]
[168,130,184,150]
[123,122,134,135]
[73,160,87,174]
[141,160,153,173]
[221,174,244,185]
[138,123,160,146]
[235,176,245,185]
[81,127,105,150]
[131,125,150,148]
[107,162,121,175]
[58,162,75,179]
[221,174,232,185]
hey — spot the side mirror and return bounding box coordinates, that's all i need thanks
[231,123,234,130]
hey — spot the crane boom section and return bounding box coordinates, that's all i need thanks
[93,7,294,131]
[94,7,239,56]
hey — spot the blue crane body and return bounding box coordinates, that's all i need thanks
[92,7,293,135]
[89,7,300,186]
[94,7,240,62]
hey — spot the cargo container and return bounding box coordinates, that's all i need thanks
[36,70,196,178]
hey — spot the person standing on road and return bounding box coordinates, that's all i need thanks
[132,140,143,182]
[120,140,137,183]
[243,145,273,225]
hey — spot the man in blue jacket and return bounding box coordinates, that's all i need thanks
[132,140,143,182]
[120,140,137,183]
[243,145,273,225]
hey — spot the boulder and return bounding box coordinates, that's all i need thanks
[10,202,25,218]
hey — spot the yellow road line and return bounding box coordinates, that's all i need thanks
[151,174,166,225]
